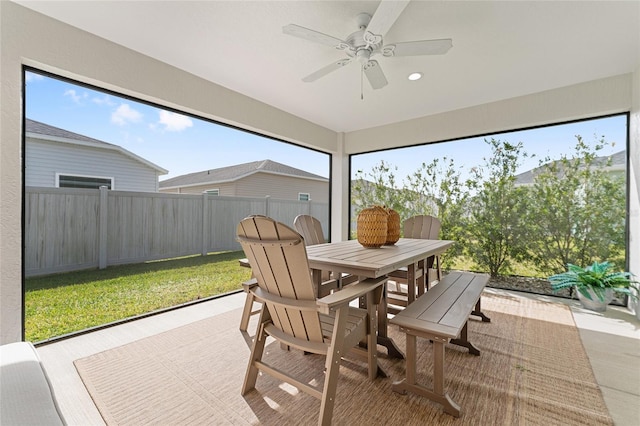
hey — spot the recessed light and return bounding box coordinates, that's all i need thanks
[408,72,422,81]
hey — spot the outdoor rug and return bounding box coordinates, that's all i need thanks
[74,292,613,425]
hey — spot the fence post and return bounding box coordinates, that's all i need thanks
[265,195,270,217]
[98,186,108,269]
[202,193,209,256]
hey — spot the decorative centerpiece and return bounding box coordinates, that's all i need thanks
[384,206,400,245]
[548,261,638,312]
[357,205,388,248]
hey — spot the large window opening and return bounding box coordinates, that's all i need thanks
[23,68,330,342]
[350,115,629,300]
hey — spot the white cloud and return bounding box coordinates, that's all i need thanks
[64,89,88,104]
[111,103,143,126]
[157,110,193,132]
[93,95,116,107]
[25,72,44,83]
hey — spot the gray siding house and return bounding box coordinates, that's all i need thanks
[159,159,329,203]
[515,150,626,185]
[25,119,168,192]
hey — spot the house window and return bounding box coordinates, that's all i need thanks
[298,193,310,201]
[204,189,220,195]
[57,174,113,189]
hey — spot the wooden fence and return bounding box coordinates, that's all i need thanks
[24,187,329,277]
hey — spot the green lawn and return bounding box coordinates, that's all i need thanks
[23,250,583,343]
[25,251,252,342]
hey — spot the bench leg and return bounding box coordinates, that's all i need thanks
[450,322,481,356]
[392,334,461,417]
[471,298,491,322]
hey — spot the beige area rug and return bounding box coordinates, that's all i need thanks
[74,292,613,425]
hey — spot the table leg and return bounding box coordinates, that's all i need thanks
[376,282,405,359]
[417,259,426,297]
[407,261,417,305]
[312,268,323,298]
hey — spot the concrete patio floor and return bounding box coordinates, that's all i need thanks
[36,288,640,425]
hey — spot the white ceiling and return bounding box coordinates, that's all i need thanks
[16,1,640,133]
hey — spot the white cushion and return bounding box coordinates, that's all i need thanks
[0,342,66,425]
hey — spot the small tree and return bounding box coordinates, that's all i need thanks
[463,139,530,277]
[404,157,469,265]
[352,160,410,215]
[525,135,626,275]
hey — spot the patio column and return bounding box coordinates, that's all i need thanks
[628,66,640,319]
[331,132,350,242]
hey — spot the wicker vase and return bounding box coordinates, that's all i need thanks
[357,206,388,248]
[384,207,400,245]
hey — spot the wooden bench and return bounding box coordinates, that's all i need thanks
[390,271,490,417]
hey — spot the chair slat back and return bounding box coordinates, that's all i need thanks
[237,216,324,342]
[293,214,326,246]
[403,215,441,239]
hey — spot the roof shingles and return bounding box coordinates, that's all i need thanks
[159,159,327,188]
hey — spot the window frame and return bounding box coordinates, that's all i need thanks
[56,173,114,190]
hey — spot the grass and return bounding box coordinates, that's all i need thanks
[25,249,613,342]
[25,251,251,342]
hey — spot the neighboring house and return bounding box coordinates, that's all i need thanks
[159,159,329,203]
[25,119,168,192]
[514,150,626,185]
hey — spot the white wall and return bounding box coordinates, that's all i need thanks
[345,74,632,153]
[0,1,337,344]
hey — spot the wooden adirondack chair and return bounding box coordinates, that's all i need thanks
[387,215,443,312]
[237,216,386,426]
[293,214,358,296]
[240,214,342,332]
[293,214,326,245]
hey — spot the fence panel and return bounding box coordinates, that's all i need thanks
[107,191,205,265]
[24,188,328,276]
[207,196,268,251]
[24,187,100,275]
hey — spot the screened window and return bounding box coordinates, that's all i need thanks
[204,189,220,195]
[298,192,310,201]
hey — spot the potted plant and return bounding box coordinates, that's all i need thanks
[548,261,638,312]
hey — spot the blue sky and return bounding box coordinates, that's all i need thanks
[352,116,626,185]
[25,71,626,183]
[25,71,331,179]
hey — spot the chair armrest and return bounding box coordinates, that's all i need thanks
[316,276,387,314]
[241,278,258,292]
[251,287,319,312]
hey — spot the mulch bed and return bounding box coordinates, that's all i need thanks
[486,274,626,306]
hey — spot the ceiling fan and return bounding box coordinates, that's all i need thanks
[282,0,452,91]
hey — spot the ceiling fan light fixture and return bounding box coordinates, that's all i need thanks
[408,72,422,81]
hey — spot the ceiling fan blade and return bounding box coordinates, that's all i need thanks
[364,0,410,45]
[283,24,347,49]
[302,58,353,82]
[363,60,388,89]
[383,38,453,57]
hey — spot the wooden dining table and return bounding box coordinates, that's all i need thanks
[305,238,455,359]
